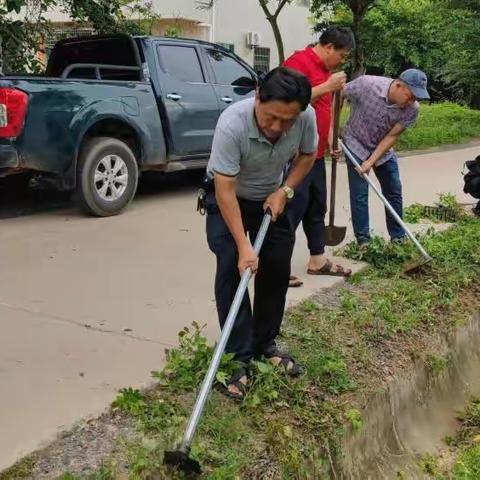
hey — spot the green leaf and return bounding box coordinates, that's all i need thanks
[247,393,261,407]
[216,371,229,387]
[256,361,272,374]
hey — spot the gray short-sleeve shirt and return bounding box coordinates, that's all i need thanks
[207,97,318,201]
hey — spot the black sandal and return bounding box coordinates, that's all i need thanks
[263,347,304,378]
[217,366,249,400]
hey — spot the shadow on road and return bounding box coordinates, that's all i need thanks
[0,170,205,220]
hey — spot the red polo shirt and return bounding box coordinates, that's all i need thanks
[284,47,332,159]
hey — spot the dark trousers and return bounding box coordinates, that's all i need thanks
[346,150,405,244]
[289,158,327,256]
[206,194,295,364]
[474,201,480,217]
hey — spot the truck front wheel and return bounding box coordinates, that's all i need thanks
[76,137,139,217]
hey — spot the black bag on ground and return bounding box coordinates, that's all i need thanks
[463,155,480,199]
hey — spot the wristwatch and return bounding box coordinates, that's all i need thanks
[281,185,295,201]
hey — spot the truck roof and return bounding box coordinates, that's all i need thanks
[57,34,234,55]
[134,35,233,53]
[47,34,246,79]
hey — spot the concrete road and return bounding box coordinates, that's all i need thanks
[0,144,477,470]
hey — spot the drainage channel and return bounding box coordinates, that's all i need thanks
[340,311,480,479]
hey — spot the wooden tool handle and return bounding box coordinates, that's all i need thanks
[329,91,342,224]
[332,90,341,151]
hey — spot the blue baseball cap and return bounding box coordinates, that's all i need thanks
[399,68,430,100]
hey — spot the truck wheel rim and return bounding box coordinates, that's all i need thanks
[94,155,129,202]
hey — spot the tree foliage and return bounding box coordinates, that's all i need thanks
[0,0,56,73]
[311,0,480,107]
[310,0,378,76]
[0,0,160,74]
[360,0,480,106]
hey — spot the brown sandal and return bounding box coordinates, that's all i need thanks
[289,275,304,288]
[307,259,352,277]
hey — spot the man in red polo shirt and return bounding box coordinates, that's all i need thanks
[284,26,355,284]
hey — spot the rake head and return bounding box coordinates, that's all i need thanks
[164,449,201,477]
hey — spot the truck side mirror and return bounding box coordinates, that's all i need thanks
[231,76,257,89]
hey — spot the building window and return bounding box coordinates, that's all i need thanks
[253,46,270,74]
[216,42,235,53]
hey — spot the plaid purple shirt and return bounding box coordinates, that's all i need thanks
[343,75,419,166]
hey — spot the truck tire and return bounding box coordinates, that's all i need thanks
[76,137,139,217]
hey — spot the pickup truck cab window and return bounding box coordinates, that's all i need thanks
[205,49,255,86]
[157,45,205,83]
[204,48,256,113]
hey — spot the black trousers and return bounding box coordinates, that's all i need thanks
[289,158,327,256]
[206,193,295,364]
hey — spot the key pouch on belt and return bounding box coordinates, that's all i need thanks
[197,188,207,215]
[197,176,219,215]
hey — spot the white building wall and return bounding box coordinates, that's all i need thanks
[214,0,314,67]
[151,0,211,24]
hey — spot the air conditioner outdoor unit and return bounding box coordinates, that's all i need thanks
[246,32,261,48]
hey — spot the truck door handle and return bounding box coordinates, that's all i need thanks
[221,96,233,104]
[167,93,182,101]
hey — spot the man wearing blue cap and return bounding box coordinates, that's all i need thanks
[342,68,430,245]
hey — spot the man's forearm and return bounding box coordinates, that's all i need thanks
[311,83,331,104]
[215,186,249,250]
[368,135,398,165]
[284,153,315,189]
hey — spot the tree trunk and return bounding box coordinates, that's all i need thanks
[268,16,285,65]
[352,12,366,78]
[470,92,480,110]
[0,36,3,76]
[258,0,289,66]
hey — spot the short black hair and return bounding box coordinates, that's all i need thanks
[258,67,312,111]
[319,26,356,50]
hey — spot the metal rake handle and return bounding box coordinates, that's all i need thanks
[339,140,431,262]
[180,211,272,452]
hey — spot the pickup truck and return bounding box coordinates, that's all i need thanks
[0,34,257,216]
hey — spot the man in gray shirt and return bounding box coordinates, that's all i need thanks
[205,67,318,399]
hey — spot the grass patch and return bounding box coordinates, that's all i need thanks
[0,457,35,480]
[423,399,480,479]
[398,102,480,151]
[3,219,479,479]
[425,353,449,376]
[59,461,118,480]
[341,102,480,151]
[404,193,464,224]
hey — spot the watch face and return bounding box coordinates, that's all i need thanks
[284,187,293,199]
